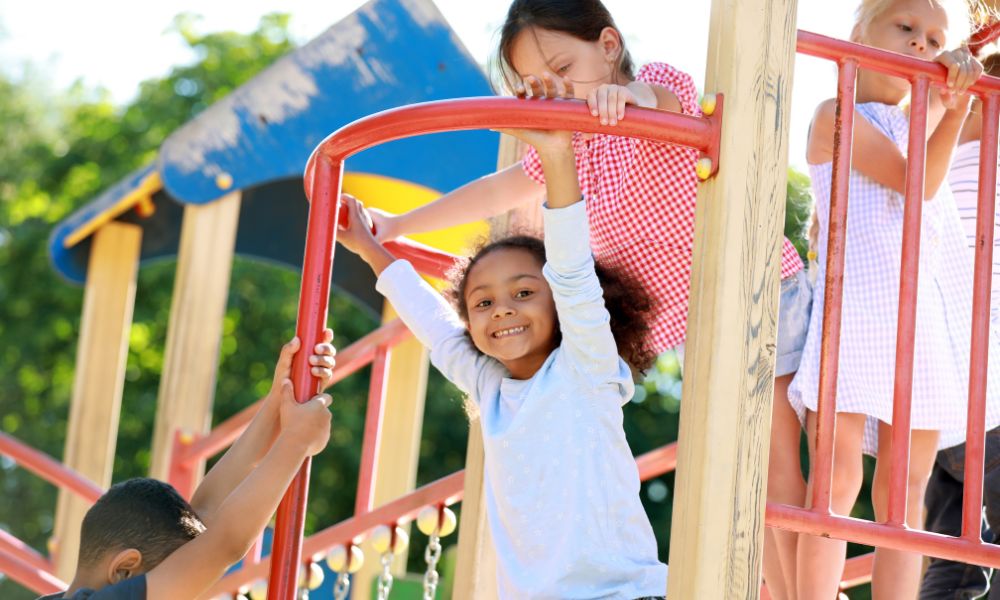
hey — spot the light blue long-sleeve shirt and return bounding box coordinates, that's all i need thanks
[376,201,667,599]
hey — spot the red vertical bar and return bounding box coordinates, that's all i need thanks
[812,59,858,514]
[167,430,197,500]
[886,75,930,527]
[267,155,344,599]
[355,345,391,515]
[963,93,1000,541]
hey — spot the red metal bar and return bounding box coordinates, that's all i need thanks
[769,503,1000,568]
[886,76,930,528]
[0,548,65,595]
[307,98,722,197]
[812,59,859,514]
[176,319,412,468]
[798,31,1000,96]
[963,93,1000,541]
[354,345,391,516]
[267,155,344,599]
[839,553,875,590]
[0,529,51,574]
[167,430,197,499]
[0,432,103,504]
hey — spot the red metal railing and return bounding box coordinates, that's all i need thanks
[0,431,100,594]
[767,30,1000,568]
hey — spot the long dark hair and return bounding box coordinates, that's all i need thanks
[448,234,657,373]
[493,0,635,94]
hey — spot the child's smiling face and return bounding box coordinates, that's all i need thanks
[462,247,559,379]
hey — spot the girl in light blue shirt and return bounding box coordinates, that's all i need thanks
[336,101,667,599]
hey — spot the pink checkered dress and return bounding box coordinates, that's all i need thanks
[522,62,803,353]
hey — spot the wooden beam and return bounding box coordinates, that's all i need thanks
[451,134,526,599]
[666,1,798,599]
[351,304,430,599]
[149,192,241,482]
[53,222,142,580]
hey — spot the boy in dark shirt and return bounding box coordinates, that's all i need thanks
[37,333,336,599]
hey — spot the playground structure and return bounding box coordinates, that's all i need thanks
[6,0,1000,599]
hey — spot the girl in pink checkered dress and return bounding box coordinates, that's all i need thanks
[369,1,806,595]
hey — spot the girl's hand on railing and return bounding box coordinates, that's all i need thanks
[506,72,575,152]
[368,207,401,243]
[338,194,398,276]
[936,47,983,108]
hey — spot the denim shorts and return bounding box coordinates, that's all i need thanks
[675,269,813,377]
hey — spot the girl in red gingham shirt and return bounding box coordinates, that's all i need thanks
[370,1,808,595]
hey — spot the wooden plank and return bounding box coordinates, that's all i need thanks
[53,222,142,580]
[666,1,798,599]
[351,304,430,599]
[149,192,241,482]
[452,419,498,598]
[451,135,526,599]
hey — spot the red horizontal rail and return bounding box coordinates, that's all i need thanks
[307,97,720,190]
[0,432,103,504]
[0,529,51,574]
[0,548,65,596]
[211,442,680,594]
[798,30,1000,94]
[768,504,1000,568]
[172,319,413,468]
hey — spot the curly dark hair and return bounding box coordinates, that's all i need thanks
[447,233,657,373]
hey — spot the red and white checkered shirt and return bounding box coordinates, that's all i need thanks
[522,62,804,352]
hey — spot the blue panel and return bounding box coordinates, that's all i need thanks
[51,0,499,291]
[158,0,498,203]
[49,164,157,283]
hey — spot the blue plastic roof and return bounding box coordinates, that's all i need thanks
[49,0,498,314]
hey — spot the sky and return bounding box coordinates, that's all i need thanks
[0,0,857,169]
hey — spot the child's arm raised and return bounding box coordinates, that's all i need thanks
[338,196,502,396]
[145,383,332,600]
[502,94,630,392]
[188,334,335,527]
[807,48,980,201]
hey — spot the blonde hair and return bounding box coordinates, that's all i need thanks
[851,0,977,47]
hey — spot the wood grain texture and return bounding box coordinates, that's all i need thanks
[450,135,528,599]
[149,192,241,481]
[53,222,142,579]
[351,304,430,599]
[666,1,798,598]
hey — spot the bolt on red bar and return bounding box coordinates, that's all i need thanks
[885,76,930,528]
[265,97,724,600]
[963,93,1000,541]
[812,59,859,515]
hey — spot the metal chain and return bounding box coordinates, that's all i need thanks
[333,572,351,600]
[376,551,394,600]
[422,534,442,600]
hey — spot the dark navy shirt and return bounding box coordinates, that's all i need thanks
[37,575,146,599]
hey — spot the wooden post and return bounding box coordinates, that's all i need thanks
[351,304,430,599]
[149,192,241,482]
[666,1,798,599]
[452,134,526,599]
[53,222,142,580]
